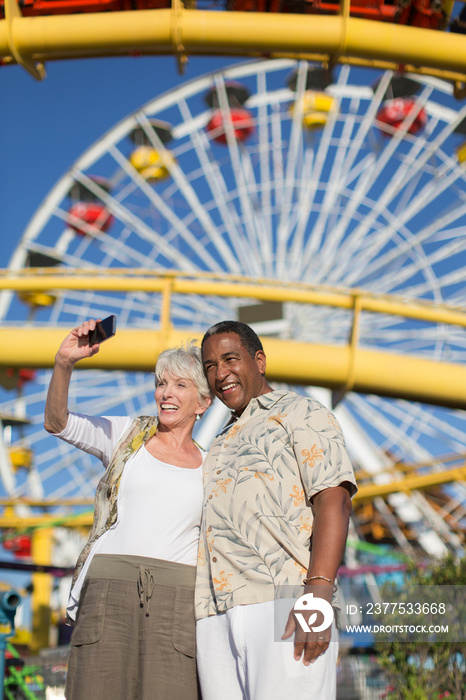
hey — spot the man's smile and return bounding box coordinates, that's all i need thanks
[219,382,239,395]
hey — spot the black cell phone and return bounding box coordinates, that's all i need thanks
[88,315,117,346]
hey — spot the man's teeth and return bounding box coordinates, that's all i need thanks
[221,383,237,392]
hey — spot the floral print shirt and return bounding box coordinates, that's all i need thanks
[195,390,357,620]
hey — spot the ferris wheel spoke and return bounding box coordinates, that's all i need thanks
[315,92,433,278]
[275,61,309,277]
[425,264,466,299]
[384,107,466,214]
[176,99,256,274]
[99,228,156,269]
[322,124,435,283]
[137,113,244,275]
[237,146,273,274]
[298,117,383,276]
[292,112,344,278]
[332,197,440,292]
[340,225,436,294]
[171,294,229,324]
[70,169,205,271]
[270,103,286,227]
[106,146,221,271]
[405,238,466,296]
[348,394,435,460]
[294,69,372,272]
[336,71,392,180]
[288,149,317,273]
[346,396,418,460]
[210,76,265,276]
[55,213,162,270]
[255,70,274,276]
[392,152,466,230]
[393,165,428,218]
[356,392,466,454]
[348,197,466,295]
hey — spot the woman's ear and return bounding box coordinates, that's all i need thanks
[197,396,212,418]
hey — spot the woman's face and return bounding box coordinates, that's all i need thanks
[155,371,208,428]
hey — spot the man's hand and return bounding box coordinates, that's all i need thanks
[281,584,334,665]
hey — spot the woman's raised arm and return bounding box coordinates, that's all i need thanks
[44,319,101,434]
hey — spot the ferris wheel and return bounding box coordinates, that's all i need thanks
[0,58,465,558]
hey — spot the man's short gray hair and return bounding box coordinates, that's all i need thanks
[155,340,213,403]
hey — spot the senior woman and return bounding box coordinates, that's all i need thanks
[44,319,212,700]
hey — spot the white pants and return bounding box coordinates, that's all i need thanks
[196,600,338,700]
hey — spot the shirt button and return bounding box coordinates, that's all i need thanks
[216,470,221,474]
[212,557,217,563]
[208,494,213,500]
[207,526,212,533]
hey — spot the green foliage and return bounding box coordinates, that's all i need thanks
[375,554,466,700]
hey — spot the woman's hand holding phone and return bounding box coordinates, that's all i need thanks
[56,317,116,368]
[88,315,117,346]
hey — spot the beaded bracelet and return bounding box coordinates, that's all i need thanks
[303,575,333,584]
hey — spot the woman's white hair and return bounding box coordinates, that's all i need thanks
[155,339,213,403]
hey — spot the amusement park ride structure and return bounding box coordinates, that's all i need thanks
[0,0,465,652]
[1,0,466,82]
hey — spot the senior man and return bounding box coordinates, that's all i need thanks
[195,320,357,700]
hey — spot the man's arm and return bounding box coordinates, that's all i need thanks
[44,319,100,435]
[307,482,353,585]
[282,484,352,664]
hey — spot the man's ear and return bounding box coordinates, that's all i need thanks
[255,349,267,376]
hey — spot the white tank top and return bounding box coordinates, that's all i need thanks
[56,413,205,621]
[94,446,203,566]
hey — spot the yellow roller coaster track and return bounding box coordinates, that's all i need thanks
[1,0,466,85]
[0,268,465,408]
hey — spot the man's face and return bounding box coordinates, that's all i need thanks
[202,332,268,416]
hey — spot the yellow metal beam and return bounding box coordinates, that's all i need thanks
[0,499,93,507]
[0,327,464,408]
[1,8,466,80]
[0,512,93,528]
[0,270,465,408]
[31,528,52,652]
[3,0,45,78]
[354,464,466,502]
[1,269,465,327]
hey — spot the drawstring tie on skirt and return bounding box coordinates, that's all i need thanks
[137,566,155,617]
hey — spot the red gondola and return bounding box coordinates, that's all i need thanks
[68,177,114,236]
[3,534,32,558]
[207,107,255,145]
[376,98,427,136]
[68,201,114,235]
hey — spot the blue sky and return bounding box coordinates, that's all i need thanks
[0,54,233,268]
